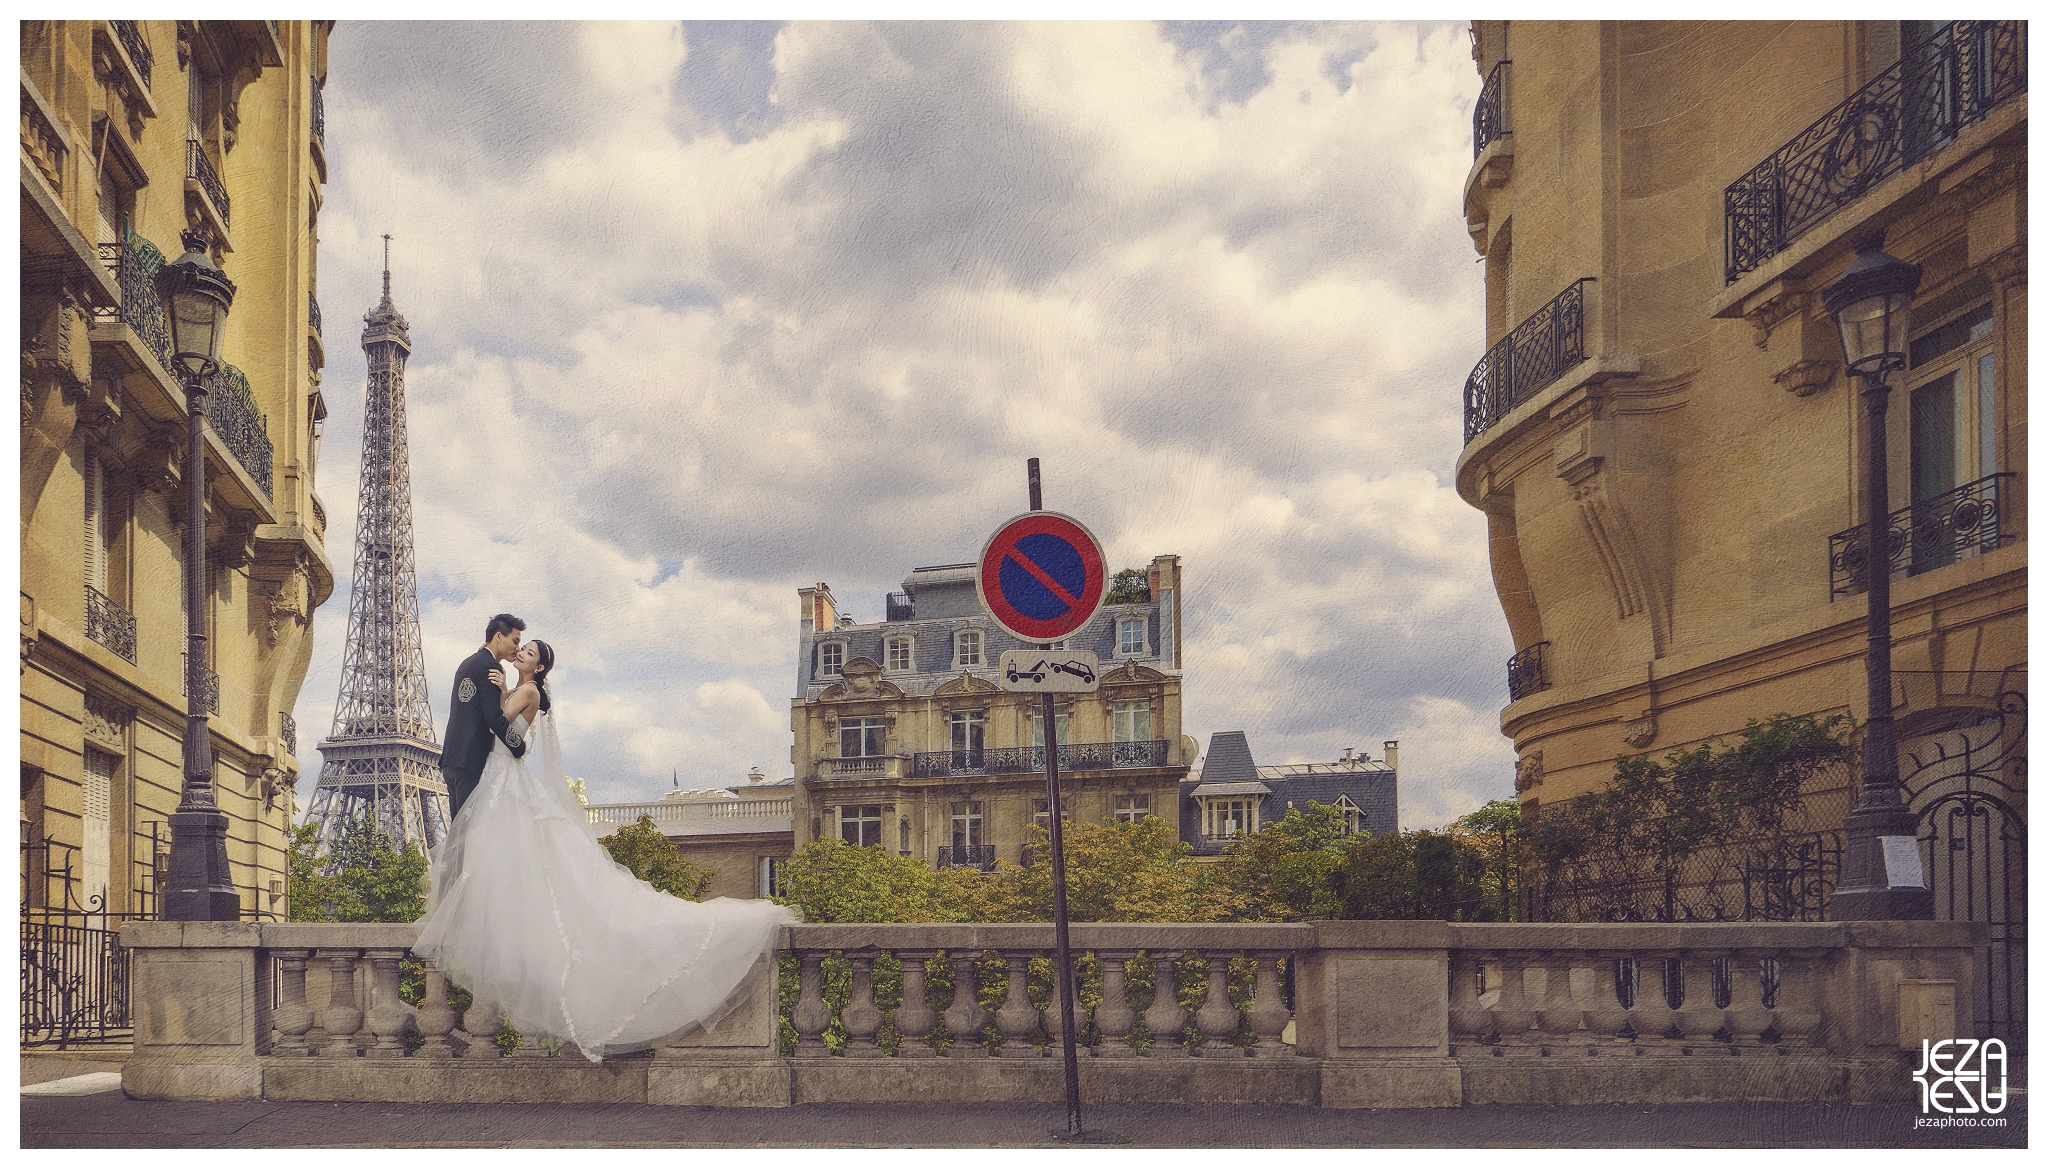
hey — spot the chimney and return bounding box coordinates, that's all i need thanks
[1383,740,1399,771]
[1341,748,1353,764]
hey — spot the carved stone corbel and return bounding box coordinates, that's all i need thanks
[1620,712,1657,749]
[1744,289,1811,350]
[1773,358,1838,397]
[213,513,258,570]
[1555,421,1670,654]
[134,423,185,498]
[261,765,287,813]
[1514,750,1543,793]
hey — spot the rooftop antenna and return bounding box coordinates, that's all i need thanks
[381,233,392,300]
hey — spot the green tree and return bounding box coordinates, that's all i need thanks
[776,838,965,923]
[1455,798,1525,920]
[287,811,429,923]
[1220,801,1351,921]
[1332,829,1497,921]
[999,817,1242,923]
[598,815,713,901]
[1105,567,1149,603]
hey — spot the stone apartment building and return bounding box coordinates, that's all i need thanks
[1458,22,2023,1031]
[21,21,334,919]
[1181,731,1399,857]
[791,555,1195,867]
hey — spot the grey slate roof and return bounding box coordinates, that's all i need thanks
[1180,731,1400,854]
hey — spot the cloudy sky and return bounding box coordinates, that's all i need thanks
[295,20,1512,828]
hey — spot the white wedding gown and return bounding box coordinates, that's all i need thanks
[414,708,793,1061]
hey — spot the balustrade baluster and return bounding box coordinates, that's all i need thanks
[943,951,988,1057]
[789,951,833,1056]
[1632,955,1682,1041]
[270,949,315,1056]
[1449,953,1489,1040]
[841,950,884,1056]
[993,952,1040,1057]
[892,950,938,1057]
[1597,955,1640,1040]
[459,996,504,1058]
[317,949,362,1058]
[1488,953,1535,1042]
[1092,951,1136,1055]
[1678,952,1727,1040]
[1535,954,1584,1038]
[1143,951,1188,1057]
[1192,951,1241,1056]
[361,949,410,1058]
[1245,952,1292,1057]
[413,958,457,1058]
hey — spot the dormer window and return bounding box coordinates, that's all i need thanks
[819,641,844,676]
[886,635,913,672]
[1117,617,1146,656]
[955,629,983,668]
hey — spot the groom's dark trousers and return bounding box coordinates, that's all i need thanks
[438,645,526,820]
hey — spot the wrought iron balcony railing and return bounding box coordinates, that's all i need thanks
[187,139,229,226]
[204,364,274,498]
[912,740,1170,778]
[1462,279,1591,443]
[85,587,136,663]
[95,235,175,375]
[309,294,322,337]
[937,844,996,870]
[1828,472,2015,597]
[1507,641,1549,702]
[281,713,297,756]
[110,20,152,89]
[183,653,220,716]
[1473,59,1510,158]
[1725,21,2026,284]
[311,81,324,149]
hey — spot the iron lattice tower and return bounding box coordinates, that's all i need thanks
[307,239,447,856]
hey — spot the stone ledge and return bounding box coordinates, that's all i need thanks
[262,1056,652,1104]
[1455,1046,1844,1106]
[790,1056,1321,1106]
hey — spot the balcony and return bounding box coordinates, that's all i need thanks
[936,844,995,870]
[309,294,322,338]
[186,139,230,234]
[1506,641,1549,702]
[1461,279,1591,443]
[110,20,152,89]
[85,587,136,663]
[311,81,325,150]
[95,236,174,373]
[182,653,220,716]
[280,713,297,756]
[820,756,907,781]
[1472,59,1509,158]
[911,740,1170,778]
[1725,21,2026,284]
[1829,473,2016,597]
[204,364,274,499]
[586,796,795,830]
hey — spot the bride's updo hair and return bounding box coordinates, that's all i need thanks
[530,640,555,714]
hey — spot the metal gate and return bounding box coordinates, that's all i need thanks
[20,828,162,1048]
[1899,689,2027,1044]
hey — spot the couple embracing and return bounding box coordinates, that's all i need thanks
[414,613,792,1061]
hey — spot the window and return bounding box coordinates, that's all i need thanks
[819,641,844,676]
[1111,700,1151,743]
[82,747,115,911]
[1335,796,1367,836]
[1118,617,1146,656]
[898,816,910,853]
[1204,798,1257,839]
[839,717,885,758]
[950,802,983,850]
[1898,297,1999,575]
[1113,793,1151,824]
[949,709,984,762]
[956,629,983,667]
[885,636,913,672]
[83,450,108,596]
[1032,798,1071,832]
[839,805,883,848]
[757,855,785,898]
[1028,704,1071,747]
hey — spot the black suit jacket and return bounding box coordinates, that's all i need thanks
[438,646,526,774]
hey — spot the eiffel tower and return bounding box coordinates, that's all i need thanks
[307,238,447,856]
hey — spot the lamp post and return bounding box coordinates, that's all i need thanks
[1820,231,1932,922]
[158,227,241,922]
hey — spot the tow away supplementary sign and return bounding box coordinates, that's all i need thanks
[975,511,1107,643]
[998,648,1100,693]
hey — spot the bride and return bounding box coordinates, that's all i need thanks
[414,639,794,1061]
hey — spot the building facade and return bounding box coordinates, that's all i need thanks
[1458,22,2024,1030]
[1181,731,1399,857]
[584,769,796,900]
[792,555,1195,867]
[21,21,334,920]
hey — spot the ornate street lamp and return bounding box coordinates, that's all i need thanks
[1820,231,1931,921]
[158,227,241,921]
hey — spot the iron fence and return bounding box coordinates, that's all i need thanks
[1506,641,1548,701]
[1828,472,2013,597]
[204,363,275,497]
[1462,278,1591,442]
[84,586,136,663]
[187,139,230,226]
[1473,59,1510,158]
[912,739,1169,778]
[937,844,996,870]
[20,829,164,1047]
[1724,20,2026,283]
[95,235,175,374]
[110,19,152,89]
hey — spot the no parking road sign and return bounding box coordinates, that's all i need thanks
[976,511,1107,644]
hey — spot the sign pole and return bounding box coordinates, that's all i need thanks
[1029,458,1089,1142]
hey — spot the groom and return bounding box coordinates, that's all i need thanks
[440,612,530,820]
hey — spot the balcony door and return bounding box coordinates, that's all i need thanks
[1896,297,1999,576]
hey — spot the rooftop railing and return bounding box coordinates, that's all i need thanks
[1829,472,2016,597]
[1724,21,2026,283]
[1462,279,1591,443]
[1473,59,1510,158]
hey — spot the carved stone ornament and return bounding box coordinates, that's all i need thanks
[266,559,312,645]
[1744,289,1811,351]
[933,671,999,697]
[83,692,131,752]
[1514,750,1544,793]
[822,657,905,701]
[1621,713,1657,749]
[1773,358,1838,397]
[20,593,37,674]
[260,766,287,813]
[1102,660,1166,684]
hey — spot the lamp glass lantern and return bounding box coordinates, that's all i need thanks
[1821,240,1921,379]
[158,233,237,380]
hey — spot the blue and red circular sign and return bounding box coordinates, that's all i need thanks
[976,511,1107,643]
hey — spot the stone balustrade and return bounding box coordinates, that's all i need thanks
[119,918,1984,1109]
